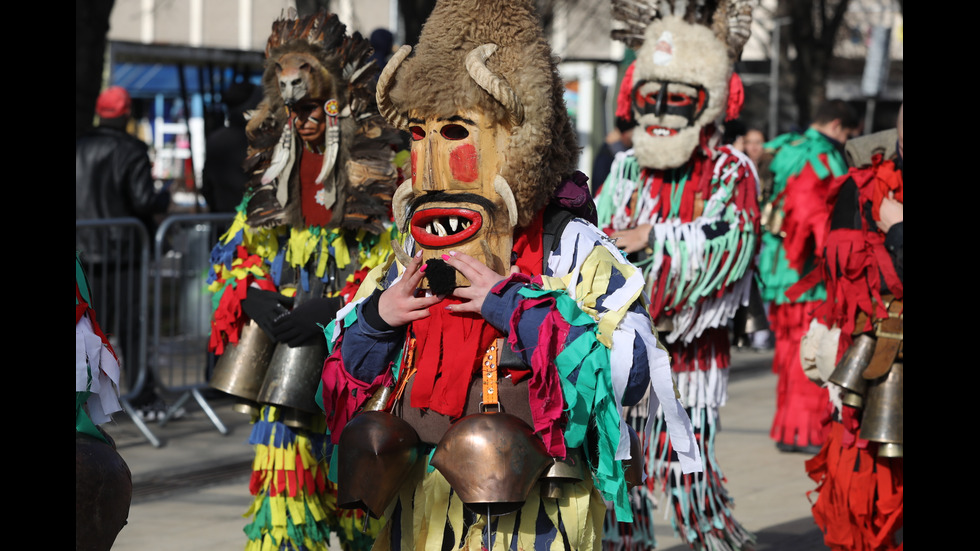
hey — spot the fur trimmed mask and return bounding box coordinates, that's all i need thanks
[629,16,731,170]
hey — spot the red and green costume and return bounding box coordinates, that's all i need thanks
[800,150,903,551]
[759,128,848,450]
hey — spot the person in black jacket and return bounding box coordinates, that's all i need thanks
[76,86,171,418]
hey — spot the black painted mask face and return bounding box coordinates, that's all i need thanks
[631,80,709,137]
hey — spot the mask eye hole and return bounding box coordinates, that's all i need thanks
[667,93,693,107]
[410,126,426,141]
[440,124,469,141]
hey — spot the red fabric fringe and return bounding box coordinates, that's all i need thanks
[768,301,830,447]
[781,158,834,274]
[665,326,730,372]
[814,158,903,334]
[208,246,278,355]
[807,421,903,550]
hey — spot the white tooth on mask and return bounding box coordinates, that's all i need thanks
[433,220,447,236]
[449,216,459,232]
[427,222,434,234]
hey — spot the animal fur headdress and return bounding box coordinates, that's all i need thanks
[243,9,400,233]
[376,0,578,228]
[612,0,753,169]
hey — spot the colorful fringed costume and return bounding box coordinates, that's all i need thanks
[598,2,758,549]
[205,9,402,551]
[208,218,395,551]
[322,182,701,550]
[795,128,903,550]
[758,127,849,451]
[317,1,701,549]
[597,143,760,551]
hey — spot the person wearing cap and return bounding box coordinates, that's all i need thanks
[76,85,171,418]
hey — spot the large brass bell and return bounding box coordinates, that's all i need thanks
[828,334,876,408]
[859,362,903,457]
[430,411,551,516]
[209,320,276,416]
[255,338,327,428]
[337,410,421,518]
[255,283,329,429]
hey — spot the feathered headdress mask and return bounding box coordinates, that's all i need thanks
[243,9,399,234]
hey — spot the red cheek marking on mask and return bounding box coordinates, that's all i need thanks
[449,144,479,182]
[411,150,417,179]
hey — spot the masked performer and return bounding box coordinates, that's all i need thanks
[759,99,861,454]
[795,105,903,551]
[595,2,758,549]
[205,10,402,551]
[318,1,702,549]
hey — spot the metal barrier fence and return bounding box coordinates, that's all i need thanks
[77,213,235,447]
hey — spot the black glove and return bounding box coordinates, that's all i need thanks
[271,296,345,347]
[241,287,294,336]
[702,221,731,240]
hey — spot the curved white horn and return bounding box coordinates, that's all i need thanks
[391,178,416,234]
[493,175,519,228]
[376,45,412,129]
[465,44,524,127]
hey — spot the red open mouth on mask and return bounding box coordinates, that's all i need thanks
[410,208,483,248]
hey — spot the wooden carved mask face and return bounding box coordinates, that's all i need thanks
[404,110,518,289]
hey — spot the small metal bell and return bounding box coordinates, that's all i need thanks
[733,283,770,347]
[255,338,328,428]
[859,362,903,456]
[828,334,876,408]
[540,448,587,499]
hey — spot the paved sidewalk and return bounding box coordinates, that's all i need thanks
[105,348,828,550]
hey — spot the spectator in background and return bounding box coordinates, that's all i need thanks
[744,127,766,166]
[76,85,172,420]
[202,80,260,213]
[368,28,394,83]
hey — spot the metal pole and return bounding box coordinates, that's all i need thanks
[769,18,790,140]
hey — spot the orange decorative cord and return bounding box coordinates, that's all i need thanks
[391,337,417,407]
[481,338,502,409]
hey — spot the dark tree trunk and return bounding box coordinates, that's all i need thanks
[782,0,850,128]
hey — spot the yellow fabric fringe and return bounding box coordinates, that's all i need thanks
[373,459,605,551]
[539,245,641,348]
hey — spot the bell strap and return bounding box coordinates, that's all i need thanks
[863,298,903,380]
[481,338,503,411]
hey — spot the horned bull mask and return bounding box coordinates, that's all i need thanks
[375,0,579,291]
[382,46,520,289]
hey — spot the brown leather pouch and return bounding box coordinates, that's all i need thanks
[862,300,903,379]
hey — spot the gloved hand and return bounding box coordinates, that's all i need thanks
[702,220,730,240]
[241,287,294,336]
[271,296,345,347]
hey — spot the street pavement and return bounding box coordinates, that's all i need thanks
[106,348,829,551]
